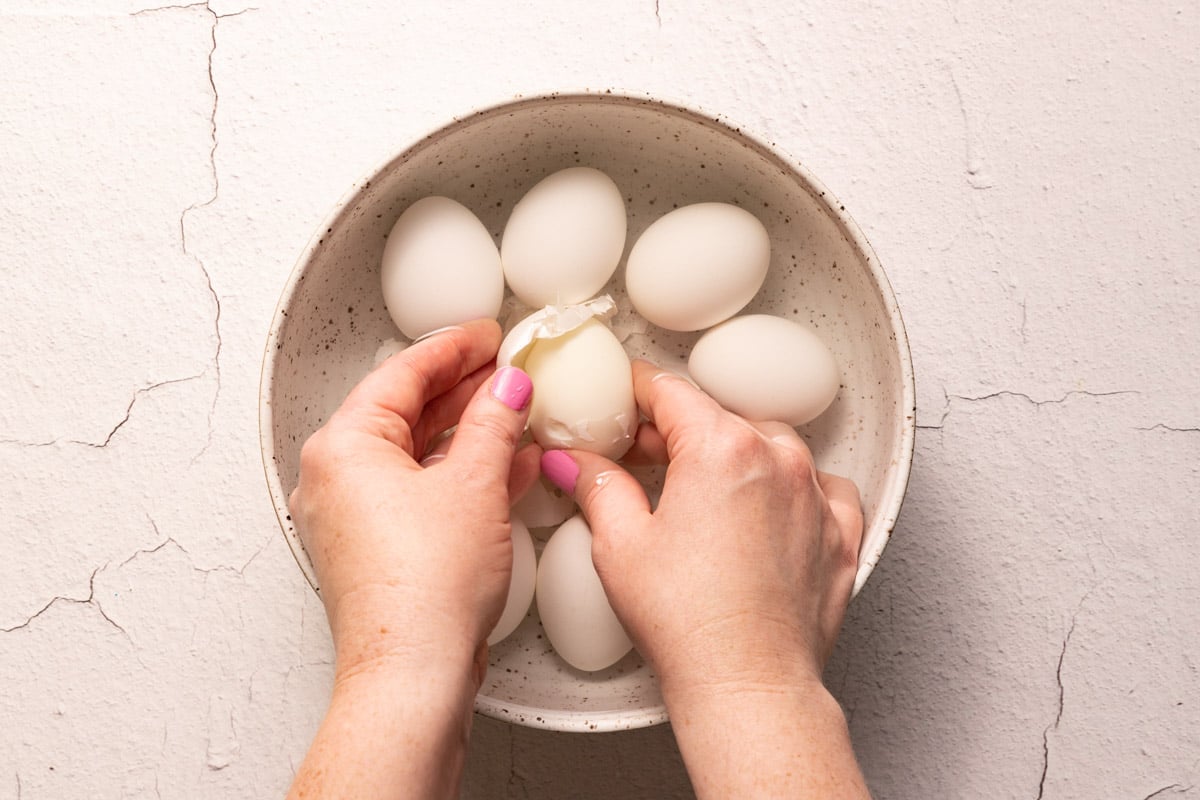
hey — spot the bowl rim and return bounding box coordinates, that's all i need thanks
[258,88,916,732]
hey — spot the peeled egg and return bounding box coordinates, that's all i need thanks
[487,518,537,646]
[522,318,637,460]
[625,202,770,331]
[536,514,632,671]
[381,196,504,340]
[688,314,839,426]
[501,167,626,307]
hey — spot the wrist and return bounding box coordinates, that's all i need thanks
[328,585,482,690]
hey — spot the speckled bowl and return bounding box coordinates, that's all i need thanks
[260,91,915,732]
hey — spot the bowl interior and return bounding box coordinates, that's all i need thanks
[261,94,913,731]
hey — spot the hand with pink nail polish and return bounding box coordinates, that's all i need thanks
[286,319,540,800]
[542,359,870,800]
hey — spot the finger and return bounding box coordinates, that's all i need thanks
[337,319,501,442]
[507,442,544,503]
[444,366,534,489]
[818,471,865,558]
[541,449,651,535]
[619,422,669,466]
[411,362,495,456]
[631,359,726,459]
[418,430,455,467]
[750,420,810,453]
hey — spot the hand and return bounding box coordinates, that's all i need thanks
[288,320,540,685]
[543,359,863,693]
[540,359,870,798]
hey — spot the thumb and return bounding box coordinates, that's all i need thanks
[445,366,533,485]
[540,449,651,536]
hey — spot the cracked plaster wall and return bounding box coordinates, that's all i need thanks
[0,1,1197,798]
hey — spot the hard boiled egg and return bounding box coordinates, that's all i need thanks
[501,167,626,307]
[688,314,839,426]
[380,196,504,340]
[535,514,632,672]
[521,318,637,460]
[487,518,537,646]
[625,202,770,331]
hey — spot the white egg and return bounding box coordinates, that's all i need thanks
[487,518,537,646]
[536,514,632,672]
[625,202,770,331]
[512,476,576,530]
[501,167,626,307]
[380,196,504,340]
[688,314,839,426]
[522,318,637,460]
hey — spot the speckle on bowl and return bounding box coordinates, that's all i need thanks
[259,91,915,733]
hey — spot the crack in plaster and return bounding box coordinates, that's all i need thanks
[1144,784,1194,799]
[130,2,257,463]
[127,514,272,579]
[654,0,661,27]
[1137,424,1200,434]
[0,563,126,640]
[0,372,206,449]
[916,388,1141,431]
[3,2,255,454]
[944,63,994,190]
[1035,587,1094,800]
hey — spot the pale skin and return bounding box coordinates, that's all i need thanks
[287,318,870,799]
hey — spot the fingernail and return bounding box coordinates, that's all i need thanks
[413,324,465,343]
[491,366,533,411]
[541,450,579,495]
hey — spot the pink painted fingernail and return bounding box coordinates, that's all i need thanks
[541,450,580,495]
[491,366,533,411]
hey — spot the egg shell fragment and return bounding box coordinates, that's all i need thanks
[535,514,633,672]
[522,318,637,460]
[501,167,626,307]
[380,196,504,340]
[625,202,770,332]
[487,518,537,646]
[687,314,840,426]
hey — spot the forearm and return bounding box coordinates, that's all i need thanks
[664,677,870,799]
[288,659,477,800]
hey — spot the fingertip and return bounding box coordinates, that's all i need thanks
[550,449,651,531]
[490,365,533,412]
[541,449,580,495]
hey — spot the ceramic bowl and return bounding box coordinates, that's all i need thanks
[260,91,915,732]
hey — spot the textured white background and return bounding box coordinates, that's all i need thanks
[2,1,1197,797]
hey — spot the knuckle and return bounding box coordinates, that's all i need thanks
[471,412,519,450]
[298,429,330,475]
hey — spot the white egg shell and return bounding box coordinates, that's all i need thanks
[380,196,504,339]
[688,314,840,426]
[523,318,637,460]
[501,167,626,307]
[496,295,617,368]
[536,514,632,672]
[625,202,770,331]
[487,518,537,646]
[512,477,577,530]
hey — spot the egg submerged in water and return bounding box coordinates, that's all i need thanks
[536,514,633,672]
